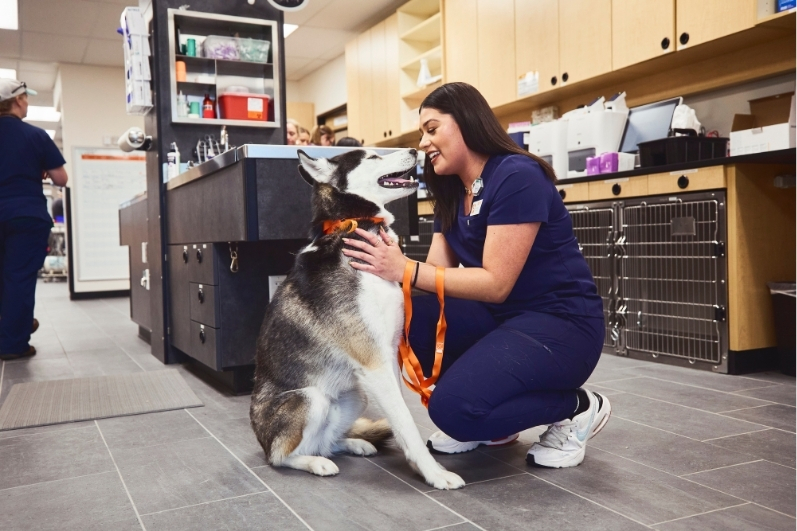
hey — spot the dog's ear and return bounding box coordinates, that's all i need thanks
[297,149,333,185]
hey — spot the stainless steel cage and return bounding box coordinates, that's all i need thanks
[568,202,617,351]
[568,191,728,372]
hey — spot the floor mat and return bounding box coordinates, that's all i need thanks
[0,369,203,431]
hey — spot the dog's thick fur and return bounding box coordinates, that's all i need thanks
[249,149,464,490]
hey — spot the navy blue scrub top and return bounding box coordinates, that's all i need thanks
[0,115,66,224]
[434,153,603,319]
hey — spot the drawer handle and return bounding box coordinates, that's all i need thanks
[196,249,203,263]
[182,250,188,263]
[661,37,670,50]
[677,175,689,189]
[679,32,689,45]
[197,286,204,304]
[612,183,622,196]
[559,189,567,200]
[199,328,206,343]
[562,72,569,83]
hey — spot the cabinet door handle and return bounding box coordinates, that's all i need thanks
[196,249,203,263]
[679,32,689,45]
[677,175,689,189]
[661,37,670,50]
[559,189,567,200]
[388,130,392,136]
[199,328,206,344]
[562,72,569,83]
[383,131,387,138]
[182,250,188,263]
[612,183,622,196]
[197,286,204,303]
[550,76,557,86]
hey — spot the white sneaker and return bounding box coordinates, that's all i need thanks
[525,389,611,468]
[427,430,519,454]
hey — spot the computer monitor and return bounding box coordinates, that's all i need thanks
[619,97,683,153]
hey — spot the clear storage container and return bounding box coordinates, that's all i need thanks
[238,37,270,63]
[202,36,239,61]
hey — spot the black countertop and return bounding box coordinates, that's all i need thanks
[556,148,796,186]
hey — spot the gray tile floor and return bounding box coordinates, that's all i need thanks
[0,281,794,530]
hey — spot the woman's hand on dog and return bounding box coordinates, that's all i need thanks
[342,228,409,282]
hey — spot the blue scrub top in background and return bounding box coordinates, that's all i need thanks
[434,153,603,319]
[0,115,66,224]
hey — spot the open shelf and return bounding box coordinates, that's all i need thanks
[398,0,439,18]
[172,116,279,128]
[400,12,441,42]
[401,45,442,72]
[401,79,443,107]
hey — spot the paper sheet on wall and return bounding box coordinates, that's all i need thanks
[73,148,146,282]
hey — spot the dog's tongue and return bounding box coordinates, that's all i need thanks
[383,177,410,183]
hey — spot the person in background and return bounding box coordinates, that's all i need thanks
[297,126,311,146]
[0,79,69,361]
[311,125,335,146]
[335,137,362,147]
[286,118,300,145]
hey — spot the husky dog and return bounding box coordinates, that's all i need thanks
[250,148,464,490]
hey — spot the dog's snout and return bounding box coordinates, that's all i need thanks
[408,148,417,157]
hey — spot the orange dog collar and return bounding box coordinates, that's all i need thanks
[322,217,385,235]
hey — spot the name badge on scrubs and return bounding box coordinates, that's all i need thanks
[470,200,483,216]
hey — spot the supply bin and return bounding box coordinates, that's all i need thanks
[767,282,796,375]
[218,92,271,121]
[638,136,728,167]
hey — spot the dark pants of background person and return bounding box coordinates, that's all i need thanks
[408,294,605,442]
[0,217,51,354]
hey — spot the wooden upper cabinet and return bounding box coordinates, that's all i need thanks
[558,0,612,85]
[371,21,389,141]
[443,0,479,87]
[515,0,560,95]
[357,30,375,145]
[676,0,756,50]
[476,0,516,107]
[345,39,361,144]
[384,14,401,139]
[612,0,675,70]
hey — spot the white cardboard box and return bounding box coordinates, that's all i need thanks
[730,123,796,156]
[730,93,796,156]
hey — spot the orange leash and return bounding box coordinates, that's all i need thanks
[398,261,446,408]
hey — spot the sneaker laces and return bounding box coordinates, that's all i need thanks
[536,421,572,449]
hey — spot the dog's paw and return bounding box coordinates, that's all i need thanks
[308,457,340,476]
[425,469,466,490]
[337,438,378,457]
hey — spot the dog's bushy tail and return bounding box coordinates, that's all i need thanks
[347,418,392,443]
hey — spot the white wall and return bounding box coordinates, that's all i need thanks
[58,63,145,293]
[285,54,347,118]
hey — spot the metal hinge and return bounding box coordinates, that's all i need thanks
[713,241,725,258]
[713,305,726,322]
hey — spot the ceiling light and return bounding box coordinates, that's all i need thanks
[0,0,19,30]
[0,68,16,79]
[25,106,61,122]
[284,24,298,37]
[45,129,56,139]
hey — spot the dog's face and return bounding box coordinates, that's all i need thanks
[297,149,418,208]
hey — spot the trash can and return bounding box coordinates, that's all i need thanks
[767,282,796,376]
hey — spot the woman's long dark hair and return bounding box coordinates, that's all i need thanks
[420,82,557,233]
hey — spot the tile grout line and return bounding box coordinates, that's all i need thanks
[648,501,751,526]
[363,458,489,531]
[419,472,528,494]
[81,311,147,373]
[624,375,781,402]
[679,459,763,477]
[718,403,793,414]
[476,451,656,529]
[95,420,147,531]
[137,490,270,518]
[0,469,117,494]
[609,414,710,443]
[421,520,470,531]
[593,387,778,426]
[0,423,98,442]
[700,428,773,442]
[183,408,315,531]
[750,502,797,520]
[586,376,646,386]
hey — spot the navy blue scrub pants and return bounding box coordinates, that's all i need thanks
[408,295,605,442]
[0,217,51,354]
